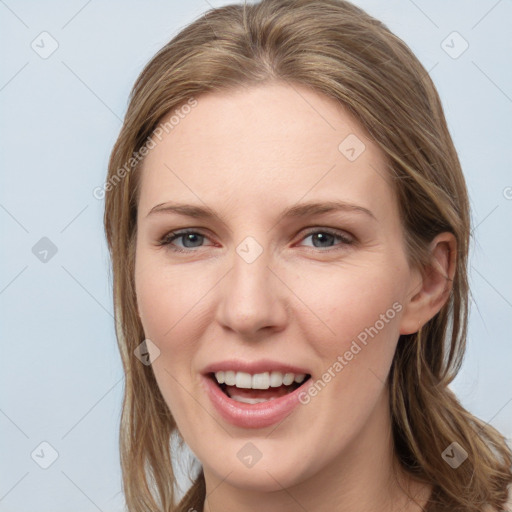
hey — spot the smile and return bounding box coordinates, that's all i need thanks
[214,370,308,403]
[201,362,313,429]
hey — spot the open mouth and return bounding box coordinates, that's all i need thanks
[208,371,312,404]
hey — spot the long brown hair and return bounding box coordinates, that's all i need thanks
[103,1,512,510]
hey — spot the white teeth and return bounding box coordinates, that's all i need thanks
[282,373,295,385]
[230,395,277,404]
[252,372,270,389]
[224,371,236,386]
[214,370,308,389]
[235,371,252,389]
[269,371,284,387]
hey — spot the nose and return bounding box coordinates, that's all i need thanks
[215,240,289,338]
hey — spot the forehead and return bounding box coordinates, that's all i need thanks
[138,82,395,221]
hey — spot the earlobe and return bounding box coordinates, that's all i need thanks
[399,232,457,335]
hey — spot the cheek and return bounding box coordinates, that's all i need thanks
[134,256,205,426]
[134,261,202,420]
[293,261,406,355]
[134,251,209,345]
[289,265,406,409]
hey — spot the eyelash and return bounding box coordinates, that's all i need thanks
[156,228,354,253]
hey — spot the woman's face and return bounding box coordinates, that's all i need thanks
[134,82,423,492]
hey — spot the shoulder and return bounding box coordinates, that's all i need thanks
[502,484,512,512]
[498,484,512,512]
[482,485,512,512]
[506,485,512,511]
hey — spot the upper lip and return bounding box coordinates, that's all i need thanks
[202,359,311,376]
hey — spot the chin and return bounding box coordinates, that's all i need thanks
[204,454,310,493]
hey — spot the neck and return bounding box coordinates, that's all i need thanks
[202,384,432,512]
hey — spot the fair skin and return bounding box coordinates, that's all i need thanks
[134,82,456,512]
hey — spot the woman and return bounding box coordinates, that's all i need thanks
[103,1,512,510]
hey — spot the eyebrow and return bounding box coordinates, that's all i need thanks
[146,200,376,223]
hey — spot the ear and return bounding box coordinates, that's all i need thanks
[399,232,457,335]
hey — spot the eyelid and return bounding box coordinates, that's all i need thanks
[157,228,215,249]
[157,226,355,252]
[300,227,354,244]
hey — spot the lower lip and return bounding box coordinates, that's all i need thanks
[202,375,311,429]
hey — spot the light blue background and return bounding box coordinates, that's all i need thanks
[1,1,511,510]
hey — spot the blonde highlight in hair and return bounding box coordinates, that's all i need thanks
[103,1,512,510]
